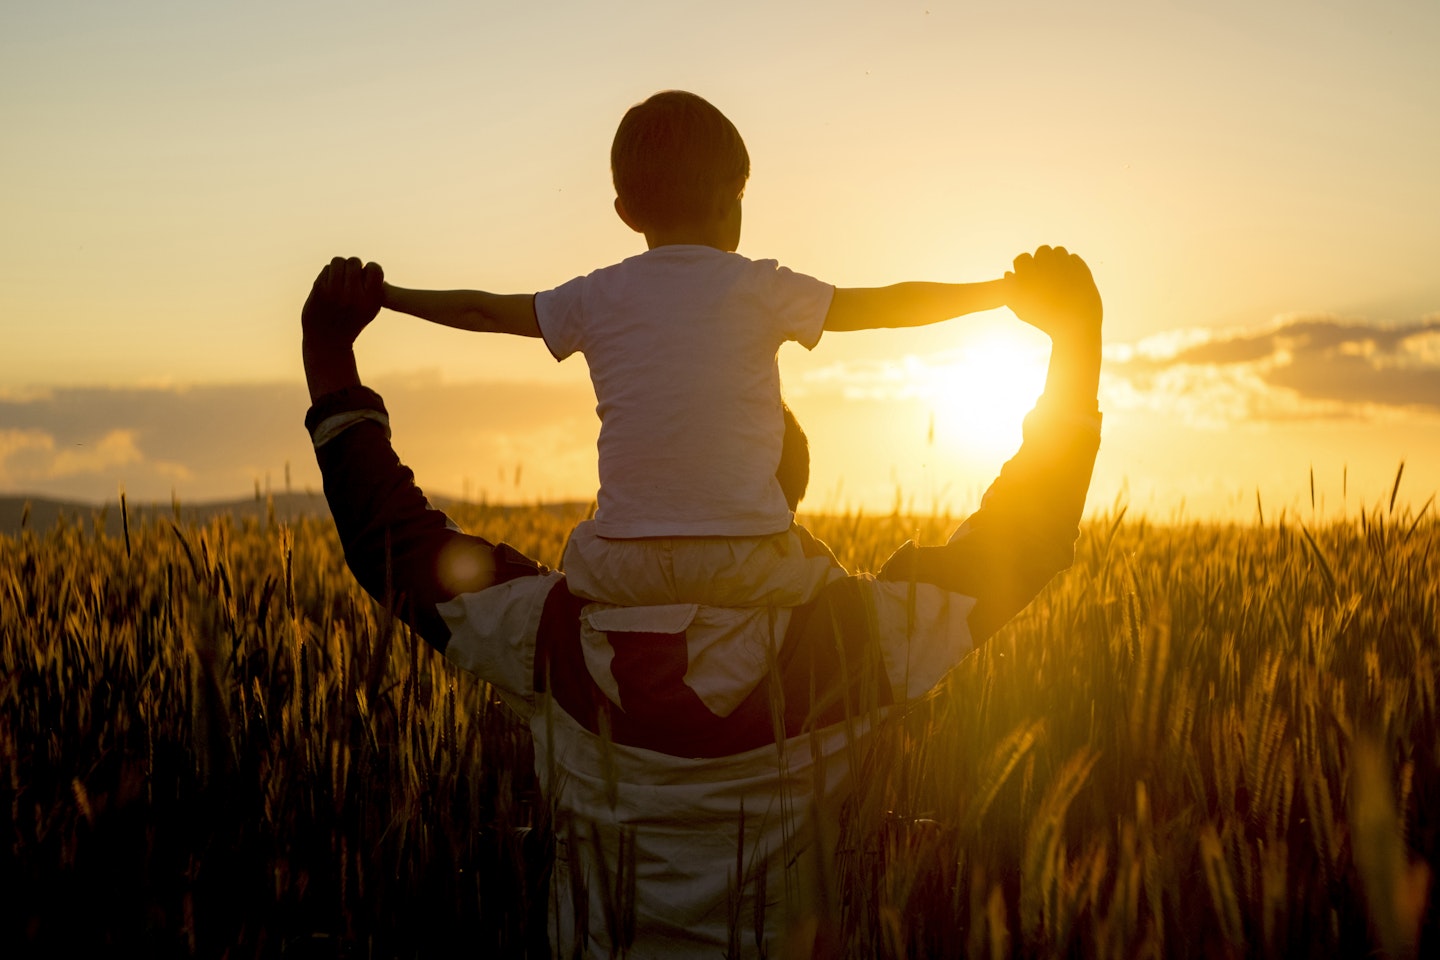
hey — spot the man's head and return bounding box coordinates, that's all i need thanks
[611,91,749,247]
[777,402,809,512]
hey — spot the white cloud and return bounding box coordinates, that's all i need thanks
[0,429,54,472]
[1103,314,1440,425]
[0,426,193,495]
[0,377,598,503]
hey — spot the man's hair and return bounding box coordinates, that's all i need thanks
[611,91,750,232]
[777,402,809,512]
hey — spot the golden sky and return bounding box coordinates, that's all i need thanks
[2,1,1438,519]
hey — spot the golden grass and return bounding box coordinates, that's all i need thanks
[1,498,1436,957]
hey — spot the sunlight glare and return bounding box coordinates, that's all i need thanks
[922,330,1049,455]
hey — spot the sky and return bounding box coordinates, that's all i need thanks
[2,0,1438,521]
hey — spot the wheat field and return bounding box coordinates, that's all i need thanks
[2,496,1435,957]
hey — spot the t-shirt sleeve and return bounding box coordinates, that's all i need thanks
[533,273,589,361]
[757,260,834,350]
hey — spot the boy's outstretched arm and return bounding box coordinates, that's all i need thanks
[823,278,1009,332]
[382,283,542,337]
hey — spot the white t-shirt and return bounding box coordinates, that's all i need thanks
[535,245,834,538]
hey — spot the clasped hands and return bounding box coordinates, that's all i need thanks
[302,256,386,354]
[1004,245,1103,343]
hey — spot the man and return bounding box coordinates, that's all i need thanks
[300,247,1102,958]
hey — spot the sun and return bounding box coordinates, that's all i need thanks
[920,329,1050,456]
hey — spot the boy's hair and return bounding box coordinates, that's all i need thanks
[611,91,750,231]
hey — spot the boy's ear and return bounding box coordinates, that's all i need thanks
[613,197,644,234]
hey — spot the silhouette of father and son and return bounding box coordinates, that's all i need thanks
[301,91,1102,957]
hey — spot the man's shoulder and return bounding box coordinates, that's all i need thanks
[439,566,571,703]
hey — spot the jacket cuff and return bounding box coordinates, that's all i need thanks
[304,386,391,448]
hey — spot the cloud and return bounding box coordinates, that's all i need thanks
[801,355,946,401]
[1104,314,1440,425]
[6,322,1439,514]
[0,426,192,498]
[0,374,596,503]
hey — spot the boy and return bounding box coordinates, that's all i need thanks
[379,90,1020,606]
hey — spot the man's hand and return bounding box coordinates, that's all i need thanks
[1004,246,1103,409]
[1004,245,1102,345]
[302,256,385,352]
[302,257,383,402]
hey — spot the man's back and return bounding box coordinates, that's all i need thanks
[308,387,1099,957]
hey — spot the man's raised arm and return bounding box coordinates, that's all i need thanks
[300,258,543,653]
[877,246,1103,644]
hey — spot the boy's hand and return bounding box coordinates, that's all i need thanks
[301,256,385,352]
[1004,246,1102,344]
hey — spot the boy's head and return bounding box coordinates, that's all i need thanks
[611,91,749,242]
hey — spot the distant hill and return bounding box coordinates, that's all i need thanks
[0,493,593,538]
[0,492,334,538]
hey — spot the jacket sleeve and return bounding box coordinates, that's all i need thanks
[876,394,1101,645]
[304,385,548,654]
